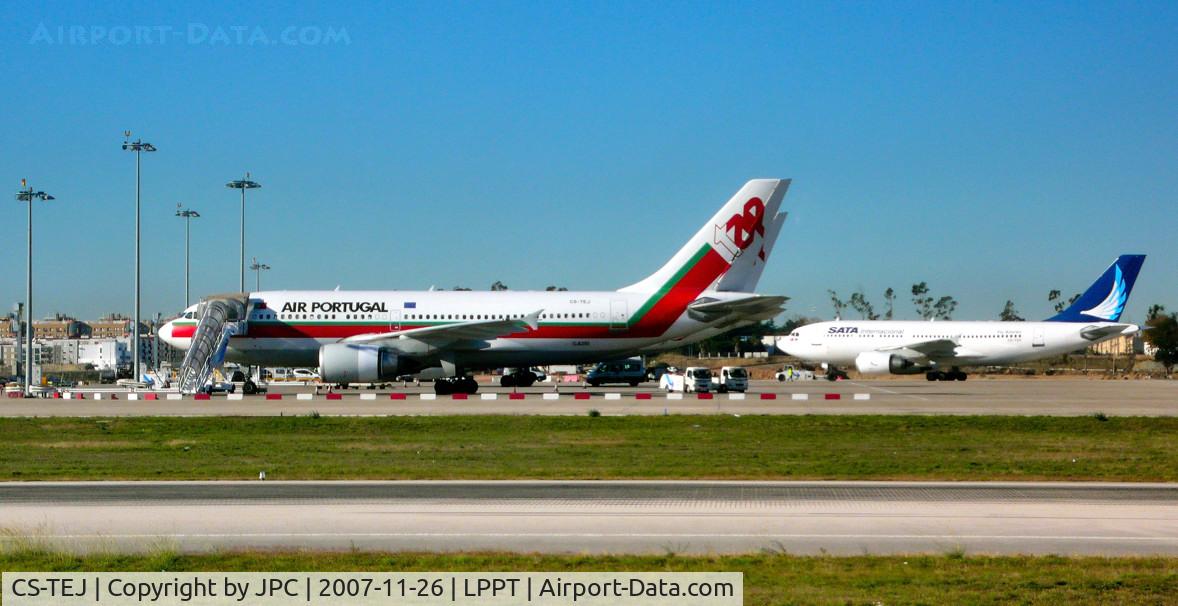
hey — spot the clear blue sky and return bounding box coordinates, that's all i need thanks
[2,1,1175,323]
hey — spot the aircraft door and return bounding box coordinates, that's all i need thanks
[1032,326,1045,347]
[609,299,628,330]
[389,310,402,331]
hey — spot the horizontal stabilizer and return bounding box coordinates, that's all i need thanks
[686,295,788,322]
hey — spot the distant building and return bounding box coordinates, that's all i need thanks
[1089,334,1153,357]
[32,315,91,339]
[90,314,132,339]
[77,339,131,372]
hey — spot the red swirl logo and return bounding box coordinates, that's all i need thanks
[725,197,766,250]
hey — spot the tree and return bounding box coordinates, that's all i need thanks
[1147,304,1166,321]
[883,288,895,320]
[490,281,509,291]
[849,291,878,320]
[1049,290,1080,313]
[999,300,1024,321]
[1143,309,1178,376]
[545,285,569,292]
[452,286,472,291]
[911,282,933,319]
[827,290,847,319]
[932,296,957,320]
[781,315,820,334]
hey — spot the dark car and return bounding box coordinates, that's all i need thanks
[586,359,646,387]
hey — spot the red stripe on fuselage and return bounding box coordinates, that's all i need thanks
[175,247,732,343]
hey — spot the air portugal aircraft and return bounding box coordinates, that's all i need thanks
[779,254,1146,381]
[161,179,791,394]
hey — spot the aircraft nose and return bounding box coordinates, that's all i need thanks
[159,321,177,347]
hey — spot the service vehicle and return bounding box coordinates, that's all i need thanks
[775,365,815,381]
[660,366,712,392]
[586,358,646,386]
[714,366,748,392]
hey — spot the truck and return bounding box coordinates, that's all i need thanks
[714,366,748,393]
[659,366,712,393]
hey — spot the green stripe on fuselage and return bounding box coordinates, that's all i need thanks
[626,243,712,326]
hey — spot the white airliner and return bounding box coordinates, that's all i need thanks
[777,255,1146,381]
[161,179,791,394]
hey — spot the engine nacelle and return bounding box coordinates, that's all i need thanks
[854,351,923,375]
[318,344,400,383]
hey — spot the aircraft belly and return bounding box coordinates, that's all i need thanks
[224,337,660,369]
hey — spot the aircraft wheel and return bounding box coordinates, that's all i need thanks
[516,373,535,388]
[459,377,479,394]
[243,380,258,395]
[434,380,453,395]
[926,371,943,381]
[500,375,515,388]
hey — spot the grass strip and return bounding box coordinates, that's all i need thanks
[1,549,1176,605]
[1,415,1176,481]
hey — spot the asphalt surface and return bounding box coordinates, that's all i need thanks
[3,481,1176,555]
[4,379,1178,416]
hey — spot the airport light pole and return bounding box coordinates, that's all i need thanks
[249,257,271,291]
[226,174,261,292]
[122,133,156,382]
[175,206,200,308]
[15,181,55,396]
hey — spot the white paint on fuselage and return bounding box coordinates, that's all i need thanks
[161,289,757,368]
[779,320,1138,368]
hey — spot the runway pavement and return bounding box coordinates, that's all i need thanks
[3,379,1177,416]
[2,481,1177,556]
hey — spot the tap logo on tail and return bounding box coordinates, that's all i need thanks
[713,197,766,261]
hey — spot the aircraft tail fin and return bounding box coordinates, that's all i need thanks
[618,179,790,294]
[1046,254,1146,322]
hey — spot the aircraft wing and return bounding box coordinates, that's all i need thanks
[878,338,964,361]
[342,310,542,349]
[686,295,788,323]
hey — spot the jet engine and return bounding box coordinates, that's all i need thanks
[318,343,401,383]
[854,351,923,375]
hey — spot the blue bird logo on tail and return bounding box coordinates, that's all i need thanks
[1046,255,1145,323]
[1080,266,1126,321]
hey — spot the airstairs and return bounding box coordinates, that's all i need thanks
[177,294,249,394]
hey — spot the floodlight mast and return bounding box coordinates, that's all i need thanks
[226,174,261,292]
[122,132,156,380]
[175,206,201,308]
[15,181,55,396]
[250,257,271,290]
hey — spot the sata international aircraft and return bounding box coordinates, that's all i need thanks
[161,179,791,394]
[777,254,1146,381]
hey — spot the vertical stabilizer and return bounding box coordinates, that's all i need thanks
[619,179,790,294]
[1046,254,1146,322]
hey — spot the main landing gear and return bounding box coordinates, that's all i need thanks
[926,368,967,381]
[434,376,479,395]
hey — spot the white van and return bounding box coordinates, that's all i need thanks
[660,367,712,392]
[715,366,748,393]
